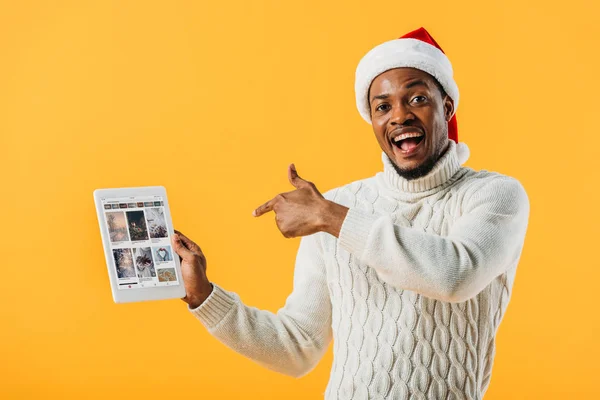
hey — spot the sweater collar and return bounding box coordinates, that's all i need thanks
[380,140,462,193]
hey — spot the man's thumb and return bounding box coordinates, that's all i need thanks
[288,163,309,188]
[172,233,193,259]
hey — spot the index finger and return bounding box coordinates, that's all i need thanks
[253,198,276,217]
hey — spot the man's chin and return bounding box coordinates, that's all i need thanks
[391,155,437,181]
[387,139,449,181]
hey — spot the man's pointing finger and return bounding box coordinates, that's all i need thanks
[253,199,275,217]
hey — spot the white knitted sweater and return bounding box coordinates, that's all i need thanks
[190,140,530,400]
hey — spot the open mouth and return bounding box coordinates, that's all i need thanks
[392,134,425,153]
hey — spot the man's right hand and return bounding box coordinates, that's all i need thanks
[171,230,213,309]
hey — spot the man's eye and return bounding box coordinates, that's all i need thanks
[375,103,390,112]
[412,96,427,103]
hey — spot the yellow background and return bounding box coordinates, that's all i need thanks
[1,0,598,398]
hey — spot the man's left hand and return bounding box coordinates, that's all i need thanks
[252,164,348,238]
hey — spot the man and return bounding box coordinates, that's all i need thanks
[171,27,530,399]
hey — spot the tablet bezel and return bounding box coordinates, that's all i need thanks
[93,186,186,303]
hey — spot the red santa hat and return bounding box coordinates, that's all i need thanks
[355,27,469,164]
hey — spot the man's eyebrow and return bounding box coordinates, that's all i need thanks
[405,79,428,90]
[370,80,430,103]
[370,93,390,103]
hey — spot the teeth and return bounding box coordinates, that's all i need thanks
[393,132,424,142]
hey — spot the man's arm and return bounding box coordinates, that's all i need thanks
[188,232,332,378]
[323,177,530,303]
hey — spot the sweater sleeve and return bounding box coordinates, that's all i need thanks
[337,176,530,303]
[188,232,332,378]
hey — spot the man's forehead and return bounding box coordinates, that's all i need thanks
[369,68,437,101]
[372,68,436,89]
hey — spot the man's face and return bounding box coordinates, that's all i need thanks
[369,67,454,180]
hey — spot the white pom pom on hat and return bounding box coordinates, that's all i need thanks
[355,27,470,165]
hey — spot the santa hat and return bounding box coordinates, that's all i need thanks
[355,27,469,164]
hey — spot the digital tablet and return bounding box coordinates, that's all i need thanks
[93,186,186,303]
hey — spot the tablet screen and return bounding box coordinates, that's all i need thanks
[100,195,180,290]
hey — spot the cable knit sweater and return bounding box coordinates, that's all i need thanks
[189,140,530,400]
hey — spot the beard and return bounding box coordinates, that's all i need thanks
[391,125,449,181]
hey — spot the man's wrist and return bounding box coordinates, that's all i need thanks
[319,200,349,238]
[187,283,214,309]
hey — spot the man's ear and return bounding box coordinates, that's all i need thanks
[443,96,454,121]
[367,87,372,118]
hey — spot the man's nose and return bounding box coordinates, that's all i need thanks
[390,103,414,125]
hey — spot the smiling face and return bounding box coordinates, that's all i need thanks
[369,67,454,180]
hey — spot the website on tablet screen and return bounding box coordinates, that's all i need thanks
[101,195,180,290]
